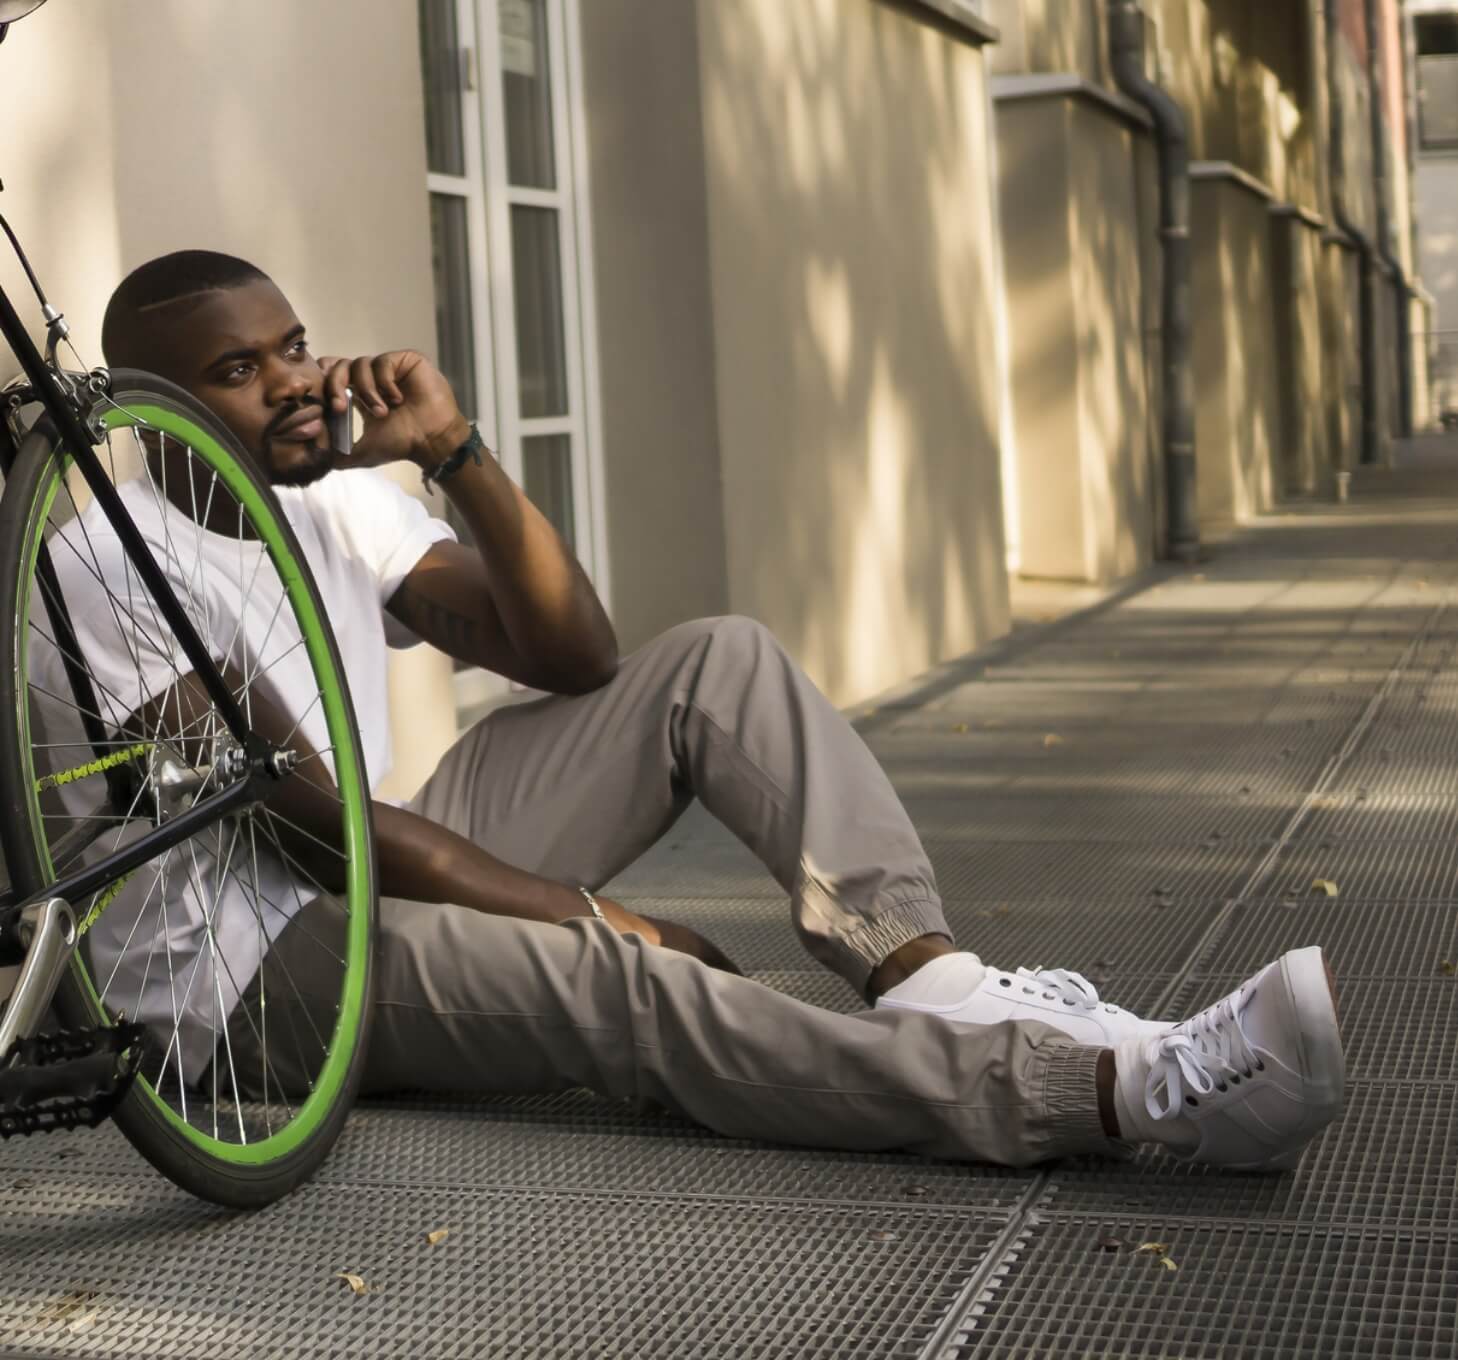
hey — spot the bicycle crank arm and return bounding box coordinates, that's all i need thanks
[0,897,77,1063]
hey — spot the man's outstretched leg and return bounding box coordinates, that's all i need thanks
[229,900,1345,1172]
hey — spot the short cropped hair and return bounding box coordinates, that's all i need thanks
[101,250,269,368]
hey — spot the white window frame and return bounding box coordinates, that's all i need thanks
[423,0,610,721]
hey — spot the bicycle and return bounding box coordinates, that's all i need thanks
[0,0,377,1207]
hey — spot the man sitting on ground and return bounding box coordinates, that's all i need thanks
[67,249,1344,1170]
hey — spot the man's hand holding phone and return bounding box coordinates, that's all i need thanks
[315,350,473,474]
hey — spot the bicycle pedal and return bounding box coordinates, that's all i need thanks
[0,1023,145,1138]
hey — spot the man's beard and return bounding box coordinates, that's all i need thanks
[262,398,334,488]
[269,442,334,488]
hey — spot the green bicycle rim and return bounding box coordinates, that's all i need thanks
[14,401,371,1166]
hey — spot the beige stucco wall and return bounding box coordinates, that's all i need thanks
[1271,213,1331,496]
[984,0,1107,83]
[0,0,456,800]
[1152,0,1320,214]
[1190,176,1282,526]
[1417,157,1458,414]
[1321,240,1361,473]
[989,0,1319,216]
[997,94,1154,582]
[577,0,730,650]
[693,0,1010,707]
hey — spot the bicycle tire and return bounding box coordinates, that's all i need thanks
[0,369,377,1208]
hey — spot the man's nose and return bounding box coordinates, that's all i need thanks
[268,364,317,406]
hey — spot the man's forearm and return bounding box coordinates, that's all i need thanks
[433,424,617,685]
[272,786,586,926]
[372,800,586,922]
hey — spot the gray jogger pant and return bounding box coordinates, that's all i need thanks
[231,616,1120,1167]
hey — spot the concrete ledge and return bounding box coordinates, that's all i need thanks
[991,73,1153,130]
[1190,160,1275,201]
[886,0,999,44]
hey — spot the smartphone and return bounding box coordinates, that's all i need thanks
[327,386,354,458]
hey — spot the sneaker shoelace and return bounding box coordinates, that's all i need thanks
[1014,966,1128,1016]
[1143,987,1263,1120]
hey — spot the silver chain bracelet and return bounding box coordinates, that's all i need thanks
[577,886,606,922]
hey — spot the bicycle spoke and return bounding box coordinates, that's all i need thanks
[226,828,335,1075]
[260,806,350,862]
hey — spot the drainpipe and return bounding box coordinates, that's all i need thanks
[1325,0,1380,467]
[1107,0,1199,564]
[1366,0,1413,438]
[1401,4,1429,424]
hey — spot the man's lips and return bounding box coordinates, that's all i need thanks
[271,408,324,441]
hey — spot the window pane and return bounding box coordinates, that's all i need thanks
[418,0,465,177]
[1417,15,1458,57]
[429,193,478,420]
[510,206,568,418]
[523,434,575,551]
[1420,56,1458,149]
[499,0,556,188]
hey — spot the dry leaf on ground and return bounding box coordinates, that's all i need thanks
[1043,733,1064,748]
[424,1228,450,1246]
[1311,879,1339,897]
[1441,960,1455,976]
[1134,1242,1179,1272]
[333,1272,370,1296]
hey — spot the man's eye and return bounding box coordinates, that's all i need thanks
[288,339,309,357]
[224,365,253,382]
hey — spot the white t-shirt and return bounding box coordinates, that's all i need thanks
[31,468,454,1082]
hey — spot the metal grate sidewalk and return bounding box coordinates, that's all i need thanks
[4,440,1458,1357]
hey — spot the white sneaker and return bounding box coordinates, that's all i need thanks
[879,962,1170,1047]
[1114,946,1344,1170]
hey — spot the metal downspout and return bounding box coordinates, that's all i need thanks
[1325,0,1380,466]
[1366,0,1413,438]
[1107,0,1199,563]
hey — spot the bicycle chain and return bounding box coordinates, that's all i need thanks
[0,1023,145,1139]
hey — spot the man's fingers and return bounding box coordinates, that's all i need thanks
[316,356,351,412]
[350,355,389,418]
[372,352,407,407]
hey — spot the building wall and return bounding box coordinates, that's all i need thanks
[693,0,1011,707]
[1191,175,1282,524]
[1417,157,1458,410]
[1321,240,1363,471]
[998,94,1154,581]
[984,0,1107,83]
[0,0,457,800]
[1068,100,1155,577]
[1271,213,1331,496]
[577,0,730,651]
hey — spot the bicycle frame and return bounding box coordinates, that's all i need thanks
[0,280,266,930]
